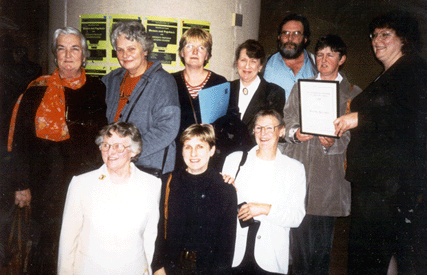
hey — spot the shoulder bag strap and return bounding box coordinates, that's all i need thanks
[124,75,168,175]
[186,91,198,124]
[234,151,248,179]
[164,173,173,239]
[124,75,149,123]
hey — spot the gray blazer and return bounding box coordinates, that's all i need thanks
[102,62,180,174]
[282,73,362,217]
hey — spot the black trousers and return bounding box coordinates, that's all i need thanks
[290,214,336,275]
[348,183,427,275]
[232,221,283,275]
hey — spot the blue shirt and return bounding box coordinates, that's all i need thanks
[264,50,317,99]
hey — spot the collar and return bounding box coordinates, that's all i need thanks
[316,72,343,83]
[239,75,261,96]
[98,162,137,183]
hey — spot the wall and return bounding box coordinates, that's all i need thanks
[49,0,261,80]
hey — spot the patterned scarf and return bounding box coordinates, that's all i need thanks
[8,68,86,151]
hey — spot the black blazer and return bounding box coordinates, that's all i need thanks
[229,77,286,128]
[346,54,427,191]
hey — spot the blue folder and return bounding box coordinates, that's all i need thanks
[198,82,230,124]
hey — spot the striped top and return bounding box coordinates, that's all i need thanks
[184,71,211,98]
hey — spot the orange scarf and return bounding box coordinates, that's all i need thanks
[8,68,86,151]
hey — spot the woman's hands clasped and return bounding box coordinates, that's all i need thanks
[15,188,31,208]
[237,202,271,221]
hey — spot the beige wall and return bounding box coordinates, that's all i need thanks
[49,0,261,81]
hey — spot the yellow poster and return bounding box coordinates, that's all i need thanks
[109,15,143,64]
[181,19,210,35]
[109,65,122,73]
[144,16,178,67]
[85,65,107,80]
[79,14,108,63]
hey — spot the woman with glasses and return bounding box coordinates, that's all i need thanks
[334,11,427,274]
[58,121,161,275]
[222,109,306,274]
[173,27,227,167]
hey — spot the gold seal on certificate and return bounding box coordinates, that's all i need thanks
[298,79,339,138]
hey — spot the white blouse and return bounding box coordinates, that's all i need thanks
[58,163,161,275]
[222,147,306,274]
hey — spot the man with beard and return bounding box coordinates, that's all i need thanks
[264,13,317,99]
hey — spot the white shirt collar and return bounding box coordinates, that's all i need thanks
[239,76,261,95]
[316,72,343,83]
[238,76,261,116]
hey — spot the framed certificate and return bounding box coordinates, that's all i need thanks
[298,79,339,138]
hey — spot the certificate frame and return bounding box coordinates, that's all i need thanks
[298,79,339,138]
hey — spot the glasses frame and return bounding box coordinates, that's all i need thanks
[253,125,282,134]
[183,43,208,53]
[370,31,394,41]
[99,142,131,153]
[280,31,303,39]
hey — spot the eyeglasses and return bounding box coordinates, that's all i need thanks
[280,31,303,39]
[184,44,208,53]
[253,125,281,133]
[370,32,393,41]
[99,142,131,153]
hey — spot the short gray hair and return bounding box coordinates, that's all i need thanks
[52,27,90,64]
[110,21,154,56]
[95,122,143,163]
[252,109,285,130]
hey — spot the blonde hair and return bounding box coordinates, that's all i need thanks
[180,124,215,148]
[178,27,212,66]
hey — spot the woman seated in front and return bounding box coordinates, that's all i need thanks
[152,124,237,275]
[222,109,306,275]
[58,122,161,275]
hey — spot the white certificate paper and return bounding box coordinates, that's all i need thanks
[298,79,339,138]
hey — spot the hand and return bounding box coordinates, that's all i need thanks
[318,136,335,148]
[237,202,271,221]
[334,112,358,137]
[220,173,236,189]
[154,268,166,275]
[15,188,31,208]
[295,128,314,142]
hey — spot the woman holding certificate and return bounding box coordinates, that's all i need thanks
[172,27,227,167]
[334,11,427,274]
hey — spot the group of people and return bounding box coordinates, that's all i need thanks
[2,8,427,275]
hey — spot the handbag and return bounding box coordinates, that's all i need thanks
[1,205,32,275]
[135,146,168,178]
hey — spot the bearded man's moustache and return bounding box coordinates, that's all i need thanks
[284,42,297,47]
